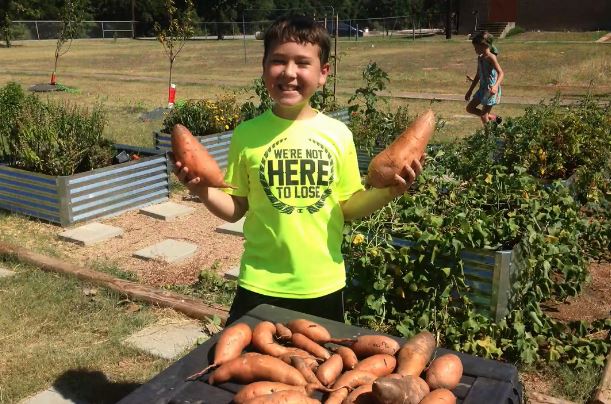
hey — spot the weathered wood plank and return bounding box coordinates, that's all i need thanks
[593,351,611,404]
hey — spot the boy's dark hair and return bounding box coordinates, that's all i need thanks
[263,15,331,65]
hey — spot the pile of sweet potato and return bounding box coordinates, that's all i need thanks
[188,319,463,404]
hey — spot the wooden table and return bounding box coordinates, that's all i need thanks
[118,304,522,404]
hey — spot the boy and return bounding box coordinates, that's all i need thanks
[174,15,423,324]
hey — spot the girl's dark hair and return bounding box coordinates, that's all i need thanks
[471,31,498,54]
[263,15,331,65]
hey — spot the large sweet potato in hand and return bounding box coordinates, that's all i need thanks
[171,123,234,188]
[367,109,435,188]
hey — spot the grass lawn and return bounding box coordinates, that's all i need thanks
[0,31,608,145]
[0,257,176,403]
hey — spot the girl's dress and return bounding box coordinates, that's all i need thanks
[475,55,501,105]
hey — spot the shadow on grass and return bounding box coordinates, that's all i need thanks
[53,369,141,404]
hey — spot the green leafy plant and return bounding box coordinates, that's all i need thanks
[344,158,610,368]
[239,78,274,121]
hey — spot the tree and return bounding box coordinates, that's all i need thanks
[51,0,87,85]
[0,0,36,48]
[154,0,195,105]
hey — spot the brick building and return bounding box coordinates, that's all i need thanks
[457,0,611,35]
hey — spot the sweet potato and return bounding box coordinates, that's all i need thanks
[275,322,292,341]
[171,123,234,188]
[252,321,290,357]
[343,383,374,404]
[353,354,396,377]
[208,354,307,386]
[286,319,332,343]
[185,322,252,381]
[323,388,348,404]
[371,375,430,404]
[242,390,319,404]
[329,346,358,370]
[425,353,463,390]
[418,388,456,404]
[233,382,307,404]
[315,354,344,386]
[366,109,435,188]
[278,349,319,369]
[333,335,400,358]
[292,333,331,359]
[331,370,377,390]
[396,331,436,376]
[291,356,323,386]
[325,371,377,404]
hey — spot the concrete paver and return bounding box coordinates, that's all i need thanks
[58,223,123,246]
[0,266,16,278]
[19,387,86,404]
[223,266,240,281]
[216,217,245,236]
[139,201,195,221]
[123,321,206,360]
[133,239,198,264]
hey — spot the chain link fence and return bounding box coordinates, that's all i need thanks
[10,13,450,41]
[10,21,134,40]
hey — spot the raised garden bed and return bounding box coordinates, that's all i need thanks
[0,145,170,227]
[389,237,527,322]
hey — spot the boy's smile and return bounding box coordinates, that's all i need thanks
[263,40,330,119]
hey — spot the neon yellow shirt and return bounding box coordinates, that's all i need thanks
[224,109,364,298]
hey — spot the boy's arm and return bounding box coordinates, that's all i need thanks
[174,161,248,222]
[340,158,422,222]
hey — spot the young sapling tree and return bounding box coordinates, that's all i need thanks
[154,0,195,107]
[51,0,86,85]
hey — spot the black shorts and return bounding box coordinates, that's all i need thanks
[226,286,345,325]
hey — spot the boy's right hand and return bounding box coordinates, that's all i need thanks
[170,153,205,191]
[464,90,472,101]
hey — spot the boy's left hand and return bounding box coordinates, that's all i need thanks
[388,154,425,197]
[490,85,499,95]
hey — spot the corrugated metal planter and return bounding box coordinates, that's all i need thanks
[388,237,528,322]
[154,109,353,169]
[0,146,170,227]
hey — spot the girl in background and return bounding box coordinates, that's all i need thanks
[465,31,504,124]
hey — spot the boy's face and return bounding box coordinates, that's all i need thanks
[262,40,330,110]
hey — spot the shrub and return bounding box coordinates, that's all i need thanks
[162,95,241,136]
[441,95,611,204]
[0,82,27,159]
[506,25,525,37]
[0,82,113,175]
[12,100,112,176]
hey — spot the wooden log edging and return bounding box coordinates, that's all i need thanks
[592,351,611,404]
[529,392,577,404]
[0,242,229,324]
